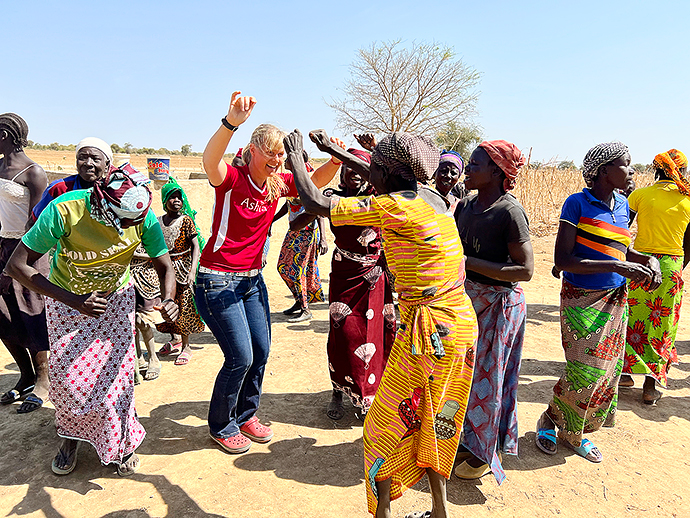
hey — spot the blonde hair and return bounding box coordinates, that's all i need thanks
[247,124,288,203]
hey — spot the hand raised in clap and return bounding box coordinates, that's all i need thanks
[225,91,257,127]
[354,133,377,152]
[283,129,304,156]
[308,130,346,155]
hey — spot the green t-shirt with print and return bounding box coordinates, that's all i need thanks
[22,189,167,295]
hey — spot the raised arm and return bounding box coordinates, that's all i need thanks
[203,91,256,187]
[284,130,330,217]
[309,136,346,188]
[309,130,372,180]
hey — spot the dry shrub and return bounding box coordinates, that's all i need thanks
[512,164,656,237]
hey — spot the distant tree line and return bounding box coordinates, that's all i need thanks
[27,141,202,157]
[526,160,651,172]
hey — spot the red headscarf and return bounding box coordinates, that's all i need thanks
[348,147,372,164]
[478,140,526,191]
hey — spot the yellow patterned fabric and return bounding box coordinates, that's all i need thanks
[331,190,478,515]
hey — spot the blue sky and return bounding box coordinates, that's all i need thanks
[4,0,688,165]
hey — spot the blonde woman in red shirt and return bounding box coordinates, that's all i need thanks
[196,92,342,454]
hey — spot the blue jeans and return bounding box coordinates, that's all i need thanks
[194,272,271,438]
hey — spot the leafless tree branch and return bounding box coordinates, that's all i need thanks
[328,41,481,139]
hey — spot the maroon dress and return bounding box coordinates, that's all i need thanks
[325,190,396,412]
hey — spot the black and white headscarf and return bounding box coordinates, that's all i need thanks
[371,132,440,183]
[581,142,629,187]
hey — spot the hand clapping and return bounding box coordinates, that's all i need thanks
[225,91,257,127]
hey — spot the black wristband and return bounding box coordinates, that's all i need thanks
[161,298,175,304]
[221,117,239,132]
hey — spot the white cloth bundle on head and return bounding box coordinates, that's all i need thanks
[76,137,113,164]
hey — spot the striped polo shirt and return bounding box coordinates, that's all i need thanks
[560,188,631,289]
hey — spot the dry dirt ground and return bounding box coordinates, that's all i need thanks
[1,187,689,517]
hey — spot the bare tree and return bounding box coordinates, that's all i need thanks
[327,40,481,137]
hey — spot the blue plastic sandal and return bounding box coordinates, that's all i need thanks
[570,438,602,463]
[535,428,558,455]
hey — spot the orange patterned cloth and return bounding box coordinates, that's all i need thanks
[653,149,690,195]
[478,140,525,191]
[331,188,477,515]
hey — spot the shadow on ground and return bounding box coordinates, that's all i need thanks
[234,436,363,487]
[260,390,364,430]
[526,303,560,326]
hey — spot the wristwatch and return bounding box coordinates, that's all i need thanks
[221,117,239,132]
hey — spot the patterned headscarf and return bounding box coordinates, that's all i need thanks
[581,142,629,187]
[371,133,440,183]
[439,150,464,174]
[161,176,206,249]
[348,147,372,164]
[91,169,152,235]
[478,140,525,191]
[668,149,688,169]
[653,149,690,195]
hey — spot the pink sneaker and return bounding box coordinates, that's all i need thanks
[240,416,273,443]
[210,433,251,454]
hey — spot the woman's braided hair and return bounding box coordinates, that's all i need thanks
[0,113,29,150]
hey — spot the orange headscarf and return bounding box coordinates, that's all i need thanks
[653,149,690,195]
[478,140,526,191]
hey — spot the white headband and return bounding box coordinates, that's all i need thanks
[76,137,113,164]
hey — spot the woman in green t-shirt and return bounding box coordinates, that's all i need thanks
[6,144,179,477]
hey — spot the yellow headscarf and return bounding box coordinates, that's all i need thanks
[653,149,690,195]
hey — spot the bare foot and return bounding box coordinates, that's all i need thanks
[643,377,661,405]
[117,453,141,476]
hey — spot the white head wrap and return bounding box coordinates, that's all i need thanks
[76,137,113,164]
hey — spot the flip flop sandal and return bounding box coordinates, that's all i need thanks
[535,427,558,455]
[288,310,313,323]
[158,341,182,356]
[117,453,141,476]
[326,399,345,420]
[174,351,192,366]
[1,384,35,405]
[564,437,602,463]
[17,394,43,414]
[454,459,492,479]
[144,364,161,380]
[51,443,79,475]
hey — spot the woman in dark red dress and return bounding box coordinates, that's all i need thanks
[325,149,396,420]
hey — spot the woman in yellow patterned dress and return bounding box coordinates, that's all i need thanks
[284,129,477,518]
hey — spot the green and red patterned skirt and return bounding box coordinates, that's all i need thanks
[624,253,682,387]
[546,280,627,447]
